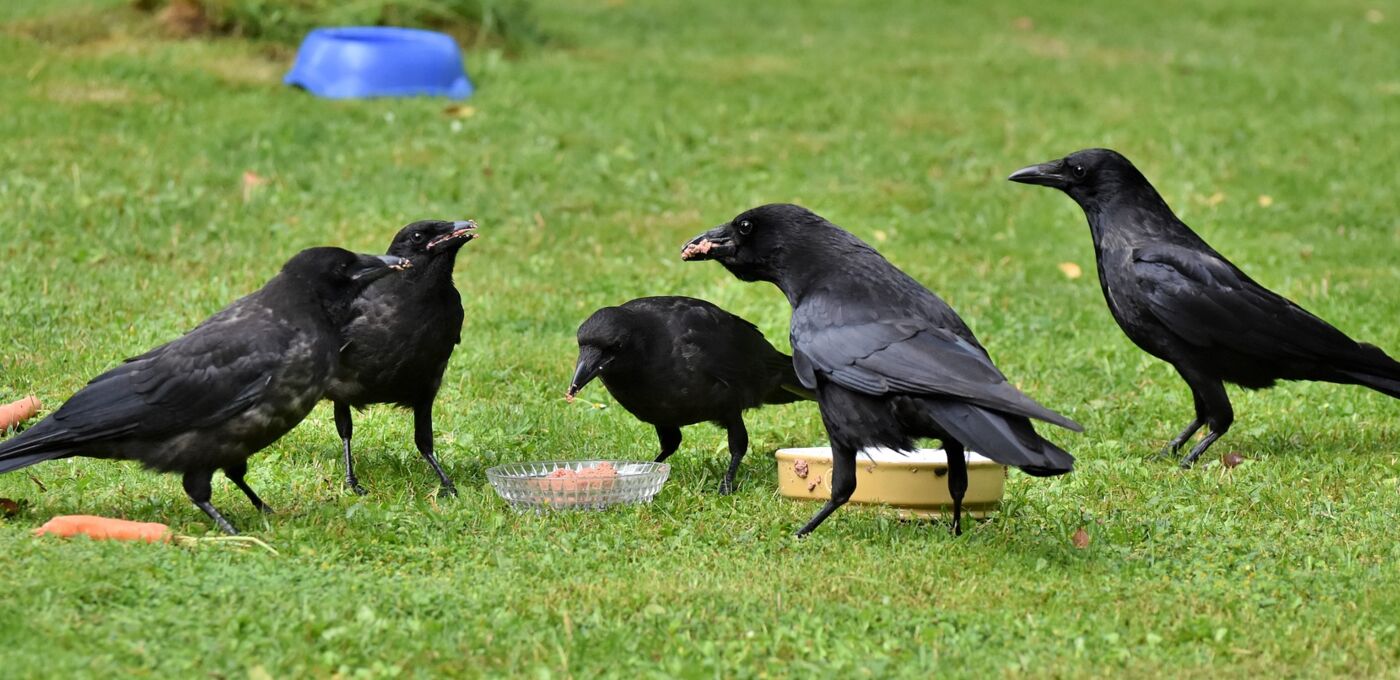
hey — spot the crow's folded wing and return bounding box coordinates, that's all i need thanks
[666,298,784,389]
[792,318,1081,431]
[37,311,286,446]
[1132,244,1363,361]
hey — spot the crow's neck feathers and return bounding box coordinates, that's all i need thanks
[406,248,463,286]
[771,223,887,305]
[1080,171,1210,251]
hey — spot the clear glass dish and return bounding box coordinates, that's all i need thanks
[485,460,669,512]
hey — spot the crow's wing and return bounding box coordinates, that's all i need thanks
[1132,244,1365,361]
[792,315,1081,431]
[670,299,787,390]
[28,307,287,447]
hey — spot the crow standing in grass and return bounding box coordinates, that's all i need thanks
[1010,148,1400,466]
[566,296,810,494]
[682,204,1080,535]
[325,219,477,496]
[0,248,409,534]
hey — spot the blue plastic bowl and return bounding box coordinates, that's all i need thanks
[284,27,474,100]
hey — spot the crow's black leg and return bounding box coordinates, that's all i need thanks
[1178,372,1233,468]
[414,399,457,496]
[1157,373,1209,459]
[944,440,968,536]
[224,460,272,514]
[719,417,748,495]
[1182,430,1225,467]
[1160,417,1204,459]
[183,469,238,535]
[796,443,857,537]
[334,401,365,495]
[654,426,682,463]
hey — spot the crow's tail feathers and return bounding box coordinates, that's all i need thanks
[925,400,1075,476]
[0,422,70,474]
[1335,342,1400,399]
[764,353,815,404]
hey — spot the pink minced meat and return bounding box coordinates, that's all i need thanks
[681,240,713,259]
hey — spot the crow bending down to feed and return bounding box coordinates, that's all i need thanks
[567,296,810,494]
[326,219,477,495]
[683,204,1080,535]
[1010,148,1400,466]
[0,248,409,533]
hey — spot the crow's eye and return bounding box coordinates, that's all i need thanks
[411,232,426,243]
[1072,164,1087,179]
[736,219,753,235]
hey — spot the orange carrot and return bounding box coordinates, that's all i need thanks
[31,514,280,553]
[0,396,40,432]
[33,515,171,543]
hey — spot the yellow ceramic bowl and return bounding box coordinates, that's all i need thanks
[775,447,1007,519]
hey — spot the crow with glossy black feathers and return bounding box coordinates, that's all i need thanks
[683,204,1080,536]
[567,296,810,494]
[1011,148,1400,466]
[0,248,408,533]
[326,219,477,495]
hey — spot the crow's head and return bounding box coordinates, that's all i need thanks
[1008,148,1151,208]
[566,306,639,401]
[286,247,411,286]
[680,203,829,284]
[282,247,411,317]
[386,220,478,262]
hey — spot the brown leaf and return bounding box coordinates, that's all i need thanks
[1071,527,1091,549]
[1257,195,1274,208]
[1221,452,1245,469]
[0,498,20,517]
[1057,262,1083,279]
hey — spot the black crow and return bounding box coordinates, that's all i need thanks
[1010,148,1400,466]
[566,296,810,494]
[0,248,409,534]
[682,204,1080,535]
[325,219,477,495]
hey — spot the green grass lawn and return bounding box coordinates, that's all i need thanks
[2,0,1399,676]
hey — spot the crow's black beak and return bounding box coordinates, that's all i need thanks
[427,220,479,251]
[1008,161,1068,188]
[566,345,610,401]
[681,224,736,261]
[351,254,411,283]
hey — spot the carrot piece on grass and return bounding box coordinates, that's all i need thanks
[32,515,171,543]
[31,514,280,554]
[0,396,40,432]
